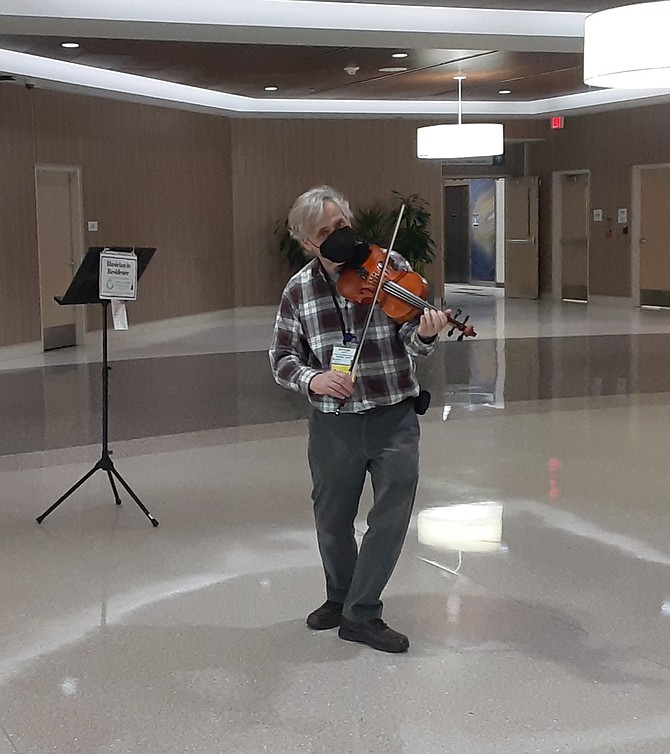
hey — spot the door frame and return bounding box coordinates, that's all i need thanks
[443,179,471,285]
[505,175,539,299]
[551,169,590,302]
[631,162,670,308]
[494,177,505,286]
[442,176,507,288]
[34,164,86,345]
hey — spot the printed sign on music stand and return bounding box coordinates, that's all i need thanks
[99,249,138,300]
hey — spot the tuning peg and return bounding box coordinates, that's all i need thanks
[462,315,469,325]
[457,333,464,342]
[447,326,455,337]
[454,308,462,319]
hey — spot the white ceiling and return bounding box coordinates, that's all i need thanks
[1,0,669,118]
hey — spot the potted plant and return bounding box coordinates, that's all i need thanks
[352,204,393,247]
[275,191,436,275]
[386,191,436,275]
[354,193,436,275]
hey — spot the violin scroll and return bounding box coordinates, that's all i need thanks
[446,309,476,341]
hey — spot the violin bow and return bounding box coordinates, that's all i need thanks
[348,203,406,382]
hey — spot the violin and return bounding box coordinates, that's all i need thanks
[337,244,477,340]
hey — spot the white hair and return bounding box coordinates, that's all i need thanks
[287,185,353,242]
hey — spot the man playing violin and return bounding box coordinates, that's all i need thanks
[269,185,449,653]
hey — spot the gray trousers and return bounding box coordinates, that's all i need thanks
[307,399,420,621]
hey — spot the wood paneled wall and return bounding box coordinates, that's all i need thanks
[0,85,234,346]
[229,118,444,306]
[0,86,41,346]
[6,80,670,347]
[535,102,670,298]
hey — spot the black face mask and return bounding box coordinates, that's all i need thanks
[319,226,370,268]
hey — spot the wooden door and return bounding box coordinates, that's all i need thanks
[505,176,539,299]
[560,173,589,302]
[35,168,80,350]
[639,167,670,307]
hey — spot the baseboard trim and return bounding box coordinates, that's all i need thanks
[587,296,635,307]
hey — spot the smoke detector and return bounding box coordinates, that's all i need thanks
[343,64,360,76]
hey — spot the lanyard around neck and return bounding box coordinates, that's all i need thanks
[318,261,356,345]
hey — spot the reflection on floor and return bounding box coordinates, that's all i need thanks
[2,291,670,753]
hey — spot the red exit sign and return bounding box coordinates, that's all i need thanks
[551,116,565,129]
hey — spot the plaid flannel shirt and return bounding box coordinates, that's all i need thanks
[269,255,438,414]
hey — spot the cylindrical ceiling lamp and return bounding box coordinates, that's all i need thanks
[584,1,670,88]
[417,76,504,159]
[417,123,504,159]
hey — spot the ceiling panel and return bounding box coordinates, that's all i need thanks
[0,35,587,101]
[1,2,661,115]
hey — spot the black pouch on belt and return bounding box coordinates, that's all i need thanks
[413,390,431,415]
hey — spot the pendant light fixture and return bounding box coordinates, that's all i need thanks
[417,76,504,160]
[584,1,670,88]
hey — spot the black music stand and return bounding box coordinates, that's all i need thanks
[36,246,159,527]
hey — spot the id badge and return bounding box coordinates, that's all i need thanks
[330,345,356,373]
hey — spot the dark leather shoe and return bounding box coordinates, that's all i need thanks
[338,616,409,653]
[306,600,344,630]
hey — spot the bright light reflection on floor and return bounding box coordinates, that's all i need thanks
[417,501,504,553]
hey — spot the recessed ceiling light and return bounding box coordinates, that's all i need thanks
[379,67,408,73]
[392,52,408,59]
[61,42,80,49]
[264,85,278,91]
[498,89,512,95]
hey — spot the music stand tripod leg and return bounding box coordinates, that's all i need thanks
[36,463,100,524]
[106,469,122,505]
[110,466,159,527]
[36,300,158,526]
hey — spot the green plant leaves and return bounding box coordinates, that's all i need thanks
[358,192,436,274]
[275,191,436,274]
[274,217,308,272]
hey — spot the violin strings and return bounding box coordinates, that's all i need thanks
[347,208,407,386]
[382,281,440,313]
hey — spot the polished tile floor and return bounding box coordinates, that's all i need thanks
[2,289,670,753]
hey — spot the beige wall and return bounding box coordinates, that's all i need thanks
[230,118,446,306]
[536,102,670,298]
[226,118,541,307]
[1,87,450,347]
[0,86,40,346]
[0,85,234,347]
[6,81,670,347]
